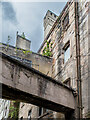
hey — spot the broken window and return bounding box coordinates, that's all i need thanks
[63,41,70,63]
[63,13,69,30]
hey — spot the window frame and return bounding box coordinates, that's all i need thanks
[62,12,69,30]
[63,41,70,64]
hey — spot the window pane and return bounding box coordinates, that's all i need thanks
[64,46,70,63]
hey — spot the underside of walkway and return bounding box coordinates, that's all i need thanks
[0,52,75,114]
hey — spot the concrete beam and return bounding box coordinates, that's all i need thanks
[0,53,75,113]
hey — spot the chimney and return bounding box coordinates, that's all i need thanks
[43,10,58,39]
[16,32,31,51]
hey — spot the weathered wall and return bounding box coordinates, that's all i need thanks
[0,0,89,119]
[79,1,90,118]
[88,2,90,118]
[39,2,77,87]
[19,103,38,118]
[0,43,52,77]
[0,53,75,112]
[0,43,52,119]
[39,2,77,118]
[0,99,10,119]
[39,0,90,118]
[16,35,31,51]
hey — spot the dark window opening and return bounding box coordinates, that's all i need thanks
[43,108,47,114]
[20,117,23,120]
[38,107,48,117]
[50,13,52,15]
[44,16,46,19]
[54,15,56,18]
[28,109,32,120]
[39,107,42,116]
[60,26,62,37]
[63,13,69,30]
[48,39,51,43]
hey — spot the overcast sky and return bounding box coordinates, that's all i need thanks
[0,2,66,52]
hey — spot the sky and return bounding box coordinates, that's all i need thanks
[0,1,66,52]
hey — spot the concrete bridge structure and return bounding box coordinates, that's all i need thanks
[0,52,75,117]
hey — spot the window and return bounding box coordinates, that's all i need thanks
[50,13,52,15]
[63,13,69,30]
[48,39,51,43]
[38,107,47,117]
[28,109,32,120]
[43,108,47,114]
[63,41,70,63]
[39,107,42,116]
[54,15,56,18]
[44,16,46,19]
[60,26,62,37]
[20,117,23,120]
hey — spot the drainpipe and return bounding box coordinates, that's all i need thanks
[74,1,82,119]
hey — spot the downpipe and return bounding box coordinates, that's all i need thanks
[74,1,82,119]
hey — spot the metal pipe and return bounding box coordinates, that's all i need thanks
[74,1,82,119]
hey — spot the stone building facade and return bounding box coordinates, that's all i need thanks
[0,99,10,119]
[18,0,90,118]
[0,0,90,119]
[38,0,90,118]
[0,34,52,119]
